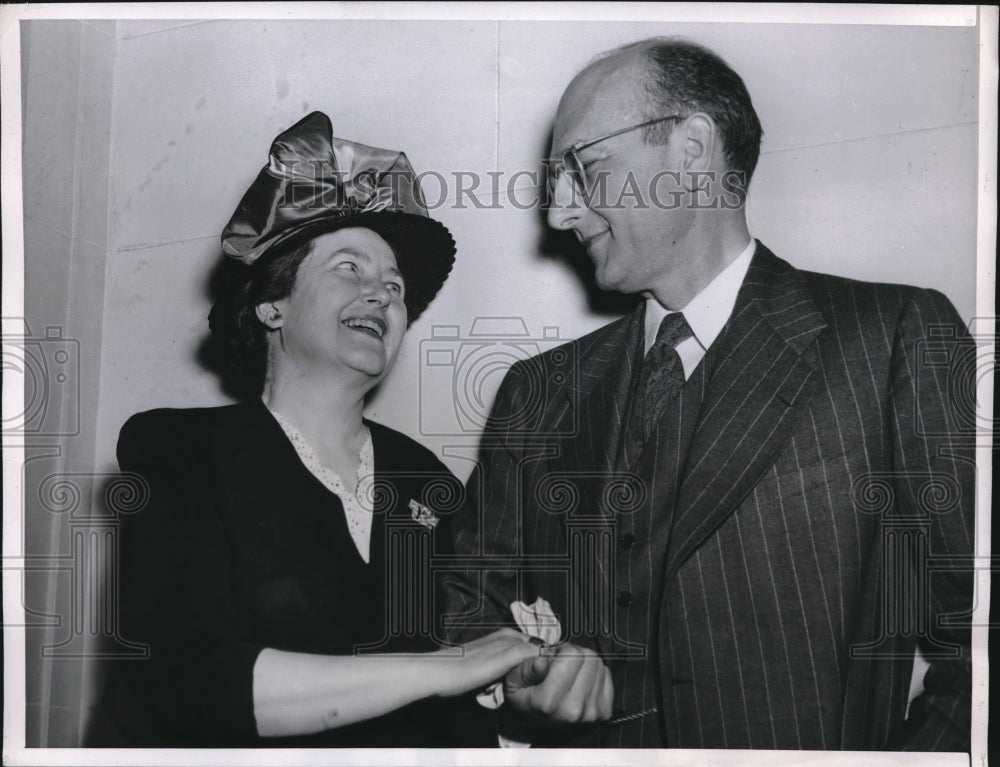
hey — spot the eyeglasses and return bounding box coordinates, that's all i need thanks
[544,115,684,197]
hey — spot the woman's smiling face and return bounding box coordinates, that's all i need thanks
[260,227,408,385]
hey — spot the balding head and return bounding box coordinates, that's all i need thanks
[567,38,763,182]
[551,48,652,156]
[545,38,756,308]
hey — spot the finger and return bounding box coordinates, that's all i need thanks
[581,661,604,721]
[520,650,580,716]
[483,630,539,663]
[507,640,543,667]
[559,649,600,721]
[599,666,614,719]
[504,653,549,690]
[583,662,612,721]
[456,632,541,687]
[485,633,541,671]
[520,653,552,686]
[541,644,585,693]
[530,645,592,720]
[477,627,528,645]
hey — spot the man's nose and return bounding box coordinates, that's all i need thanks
[546,173,585,231]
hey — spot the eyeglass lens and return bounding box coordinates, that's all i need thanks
[547,151,586,195]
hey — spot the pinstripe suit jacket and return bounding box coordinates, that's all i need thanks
[444,243,973,750]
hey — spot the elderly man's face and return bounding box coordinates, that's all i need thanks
[547,53,693,303]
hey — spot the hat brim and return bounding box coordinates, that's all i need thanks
[257,211,456,323]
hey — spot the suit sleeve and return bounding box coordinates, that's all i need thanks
[397,445,507,748]
[884,289,975,751]
[442,364,535,645]
[115,412,265,745]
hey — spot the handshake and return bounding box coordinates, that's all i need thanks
[482,599,614,739]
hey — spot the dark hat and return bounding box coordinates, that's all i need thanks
[221,111,455,321]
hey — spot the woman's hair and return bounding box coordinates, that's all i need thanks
[207,239,313,397]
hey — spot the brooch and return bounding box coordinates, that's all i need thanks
[408,499,439,529]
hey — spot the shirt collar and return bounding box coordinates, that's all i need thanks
[644,239,756,353]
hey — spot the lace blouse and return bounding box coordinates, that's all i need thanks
[266,406,374,563]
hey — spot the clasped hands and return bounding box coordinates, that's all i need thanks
[502,641,614,727]
[449,598,613,737]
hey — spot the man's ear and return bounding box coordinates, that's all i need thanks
[255,302,285,329]
[680,113,716,181]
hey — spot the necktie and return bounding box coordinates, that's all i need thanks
[628,312,693,444]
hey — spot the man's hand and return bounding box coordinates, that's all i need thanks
[502,642,613,725]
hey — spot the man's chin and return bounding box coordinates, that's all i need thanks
[593,266,629,294]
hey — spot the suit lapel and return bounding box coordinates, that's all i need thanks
[535,307,642,653]
[664,244,828,581]
[560,304,644,481]
[539,304,643,477]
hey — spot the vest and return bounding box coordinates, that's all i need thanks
[599,336,721,748]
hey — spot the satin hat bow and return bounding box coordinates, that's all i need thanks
[221,111,455,321]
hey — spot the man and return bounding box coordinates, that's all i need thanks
[443,38,973,750]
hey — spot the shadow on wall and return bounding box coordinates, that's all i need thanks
[196,255,260,403]
[21,468,153,746]
[537,225,638,318]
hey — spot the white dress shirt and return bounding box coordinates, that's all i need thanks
[642,240,755,377]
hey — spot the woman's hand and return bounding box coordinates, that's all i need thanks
[254,631,539,736]
[433,629,541,698]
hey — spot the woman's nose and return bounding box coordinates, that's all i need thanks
[363,279,391,306]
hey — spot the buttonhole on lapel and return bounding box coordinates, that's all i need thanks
[774,378,811,408]
[773,359,816,408]
[774,389,795,407]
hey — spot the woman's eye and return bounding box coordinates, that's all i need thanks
[387,282,404,295]
[334,260,359,274]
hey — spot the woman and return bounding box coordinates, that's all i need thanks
[97,112,538,747]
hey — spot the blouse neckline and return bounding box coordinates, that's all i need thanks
[262,402,375,563]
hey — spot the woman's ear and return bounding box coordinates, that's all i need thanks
[255,302,285,329]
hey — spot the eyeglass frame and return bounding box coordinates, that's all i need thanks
[544,114,685,197]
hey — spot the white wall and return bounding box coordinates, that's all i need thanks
[16,15,982,746]
[20,18,116,747]
[94,19,979,485]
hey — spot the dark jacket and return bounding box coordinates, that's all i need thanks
[445,243,974,750]
[96,399,492,747]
